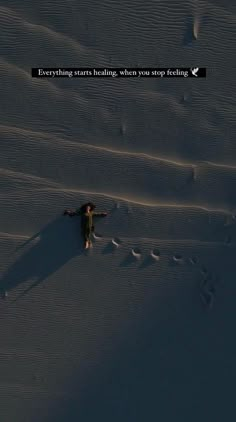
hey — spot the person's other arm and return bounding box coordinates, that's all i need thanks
[63,209,81,216]
[92,211,108,217]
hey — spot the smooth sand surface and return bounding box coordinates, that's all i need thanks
[0,1,236,421]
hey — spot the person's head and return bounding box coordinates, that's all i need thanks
[80,202,96,213]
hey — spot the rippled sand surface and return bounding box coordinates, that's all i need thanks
[0,1,235,421]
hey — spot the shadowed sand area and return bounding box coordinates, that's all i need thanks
[0,0,236,421]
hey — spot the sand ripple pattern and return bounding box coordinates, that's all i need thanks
[0,1,236,421]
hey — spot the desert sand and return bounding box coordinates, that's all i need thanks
[0,1,236,421]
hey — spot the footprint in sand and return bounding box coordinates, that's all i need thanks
[189,256,198,265]
[192,166,197,181]
[111,238,121,248]
[120,122,127,136]
[224,235,232,245]
[224,215,234,226]
[92,232,102,240]
[173,254,184,263]
[1,290,8,299]
[200,266,208,276]
[200,276,216,309]
[200,286,215,309]
[193,17,199,40]
[151,249,160,261]
[182,93,190,103]
[131,248,141,259]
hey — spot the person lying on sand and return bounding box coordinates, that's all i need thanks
[63,202,108,249]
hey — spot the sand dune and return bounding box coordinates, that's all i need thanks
[1,125,236,213]
[0,0,236,421]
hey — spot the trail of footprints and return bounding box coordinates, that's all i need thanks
[93,233,219,310]
[0,233,221,309]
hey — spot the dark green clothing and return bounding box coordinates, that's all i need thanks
[76,209,105,242]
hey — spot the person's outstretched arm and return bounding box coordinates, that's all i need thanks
[92,211,108,217]
[63,209,81,216]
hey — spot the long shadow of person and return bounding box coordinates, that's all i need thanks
[0,215,84,299]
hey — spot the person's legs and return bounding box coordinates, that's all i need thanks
[87,229,93,248]
[82,228,92,249]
